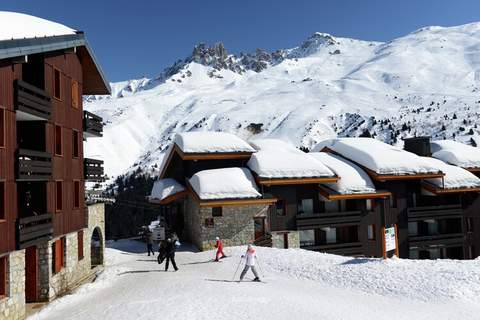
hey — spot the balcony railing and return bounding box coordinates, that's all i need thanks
[17,213,53,249]
[84,158,104,182]
[408,233,464,249]
[303,241,363,256]
[407,205,462,222]
[83,111,103,137]
[297,211,362,229]
[16,149,52,181]
[14,80,52,120]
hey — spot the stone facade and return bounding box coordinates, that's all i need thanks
[0,250,26,320]
[183,196,269,251]
[271,231,300,249]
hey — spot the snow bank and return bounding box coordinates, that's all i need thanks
[189,167,261,200]
[174,131,255,153]
[313,138,441,175]
[0,11,76,41]
[310,152,376,194]
[431,140,480,169]
[149,178,185,202]
[421,157,480,189]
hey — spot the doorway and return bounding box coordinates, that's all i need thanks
[254,217,266,241]
[25,246,38,302]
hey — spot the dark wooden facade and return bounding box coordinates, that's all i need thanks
[0,50,97,255]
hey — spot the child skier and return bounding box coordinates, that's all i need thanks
[214,236,226,261]
[239,244,260,282]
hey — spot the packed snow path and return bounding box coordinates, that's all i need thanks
[29,240,480,320]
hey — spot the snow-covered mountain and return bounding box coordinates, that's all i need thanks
[84,23,480,179]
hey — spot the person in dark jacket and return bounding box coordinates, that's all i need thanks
[164,238,178,271]
[157,240,167,264]
[145,230,155,256]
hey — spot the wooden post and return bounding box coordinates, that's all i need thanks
[381,226,387,259]
[394,224,400,257]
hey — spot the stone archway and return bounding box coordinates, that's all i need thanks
[91,227,104,268]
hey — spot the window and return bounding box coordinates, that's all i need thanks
[53,68,61,100]
[324,200,339,213]
[55,125,62,156]
[0,108,4,148]
[78,231,84,260]
[426,220,439,236]
[322,227,337,244]
[276,200,286,216]
[297,199,313,215]
[0,256,6,298]
[367,224,376,240]
[72,130,79,158]
[71,80,79,108]
[0,181,4,221]
[212,206,222,217]
[73,180,80,208]
[55,181,63,212]
[52,238,65,274]
[366,199,375,211]
[299,230,315,247]
[205,218,214,228]
[408,222,418,236]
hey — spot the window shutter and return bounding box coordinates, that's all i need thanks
[78,231,84,260]
[0,256,6,296]
[54,240,62,273]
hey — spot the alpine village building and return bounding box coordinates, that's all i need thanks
[150,132,480,261]
[0,12,108,320]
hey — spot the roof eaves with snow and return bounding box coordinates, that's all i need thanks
[148,178,188,205]
[431,140,480,172]
[0,33,110,95]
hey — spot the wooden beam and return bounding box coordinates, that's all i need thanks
[257,176,339,186]
[199,198,278,207]
[148,190,189,205]
[466,167,480,173]
[422,182,480,194]
[318,186,391,200]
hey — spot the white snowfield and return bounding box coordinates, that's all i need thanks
[29,240,480,320]
[310,152,376,194]
[247,139,334,179]
[0,11,75,41]
[422,157,480,189]
[313,138,442,175]
[189,167,261,200]
[148,178,185,202]
[431,140,480,169]
[174,131,256,153]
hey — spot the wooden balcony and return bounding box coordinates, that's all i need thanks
[14,80,52,121]
[83,111,103,137]
[297,211,362,229]
[16,149,52,181]
[303,242,363,256]
[84,158,104,182]
[407,205,462,222]
[409,233,464,249]
[17,213,53,249]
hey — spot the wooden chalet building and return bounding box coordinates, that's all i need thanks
[150,132,480,261]
[0,12,108,320]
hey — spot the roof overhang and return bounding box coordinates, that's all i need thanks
[421,181,480,195]
[148,189,189,205]
[321,147,444,182]
[256,175,339,186]
[186,181,276,207]
[0,32,110,95]
[318,185,391,200]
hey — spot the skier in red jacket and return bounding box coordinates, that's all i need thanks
[214,236,227,261]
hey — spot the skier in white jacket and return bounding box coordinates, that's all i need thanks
[239,244,260,282]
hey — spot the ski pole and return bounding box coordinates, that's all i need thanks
[232,256,243,281]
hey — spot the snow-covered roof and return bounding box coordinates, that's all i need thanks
[247,139,334,180]
[0,11,76,41]
[421,157,480,190]
[174,132,255,154]
[310,152,376,194]
[189,167,261,200]
[431,140,480,169]
[313,138,441,176]
[149,178,186,202]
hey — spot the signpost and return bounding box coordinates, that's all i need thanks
[382,224,399,258]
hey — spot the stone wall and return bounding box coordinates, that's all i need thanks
[271,231,300,249]
[38,203,106,301]
[0,250,26,320]
[183,196,269,251]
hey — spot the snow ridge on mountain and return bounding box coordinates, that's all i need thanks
[84,23,480,179]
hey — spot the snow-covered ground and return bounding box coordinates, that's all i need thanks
[28,240,480,320]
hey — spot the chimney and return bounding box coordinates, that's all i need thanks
[403,136,431,156]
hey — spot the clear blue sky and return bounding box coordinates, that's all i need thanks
[3,0,480,82]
